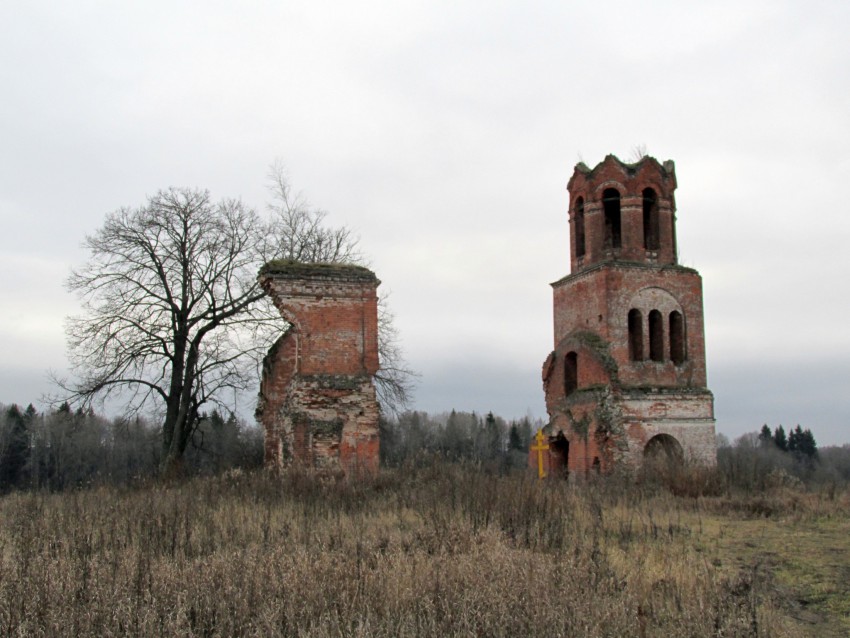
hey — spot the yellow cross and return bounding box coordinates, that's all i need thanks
[531,429,550,479]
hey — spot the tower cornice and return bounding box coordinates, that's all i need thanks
[551,260,698,289]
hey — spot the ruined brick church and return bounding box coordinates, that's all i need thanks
[254,155,716,479]
[541,155,716,476]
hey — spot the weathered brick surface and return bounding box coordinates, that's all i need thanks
[538,156,716,477]
[567,155,678,271]
[552,264,708,388]
[256,263,380,477]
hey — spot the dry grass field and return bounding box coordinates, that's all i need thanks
[0,463,847,637]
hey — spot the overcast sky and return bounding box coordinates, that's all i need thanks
[1,1,848,444]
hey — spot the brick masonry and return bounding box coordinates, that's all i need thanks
[256,262,381,477]
[537,155,716,477]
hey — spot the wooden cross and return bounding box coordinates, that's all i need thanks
[531,429,550,479]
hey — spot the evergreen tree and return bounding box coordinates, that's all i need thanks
[773,425,788,452]
[798,427,818,459]
[508,424,523,451]
[788,425,802,454]
[0,404,30,489]
[758,424,773,447]
[789,425,818,460]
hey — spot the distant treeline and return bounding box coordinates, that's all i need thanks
[379,410,541,469]
[0,403,541,491]
[0,402,263,491]
[717,425,850,490]
[2,401,848,492]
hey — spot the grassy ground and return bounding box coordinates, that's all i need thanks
[692,492,850,637]
[0,464,847,637]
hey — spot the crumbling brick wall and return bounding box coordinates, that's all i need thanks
[256,261,380,476]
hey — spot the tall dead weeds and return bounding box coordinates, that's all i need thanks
[0,463,816,637]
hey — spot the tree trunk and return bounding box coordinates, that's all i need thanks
[160,341,200,479]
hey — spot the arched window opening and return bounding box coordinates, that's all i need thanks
[642,188,659,251]
[648,310,664,362]
[602,188,621,250]
[564,351,578,396]
[574,197,586,258]
[669,310,685,364]
[628,309,644,361]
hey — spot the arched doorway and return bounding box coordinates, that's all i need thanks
[643,433,684,466]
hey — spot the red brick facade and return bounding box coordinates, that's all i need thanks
[539,156,716,477]
[256,262,381,477]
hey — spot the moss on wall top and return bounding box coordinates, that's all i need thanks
[259,260,378,283]
[572,153,675,180]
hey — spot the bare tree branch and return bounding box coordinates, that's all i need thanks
[374,294,418,416]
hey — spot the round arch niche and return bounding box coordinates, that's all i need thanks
[643,433,684,465]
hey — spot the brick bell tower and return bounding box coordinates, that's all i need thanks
[541,155,716,476]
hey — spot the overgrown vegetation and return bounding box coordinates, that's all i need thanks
[716,428,844,492]
[2,404,849,635]
[2,402,847,495]
[1,462,847,636]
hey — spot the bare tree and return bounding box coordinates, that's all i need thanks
[61,170,414,476]
[62,189,279,475]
